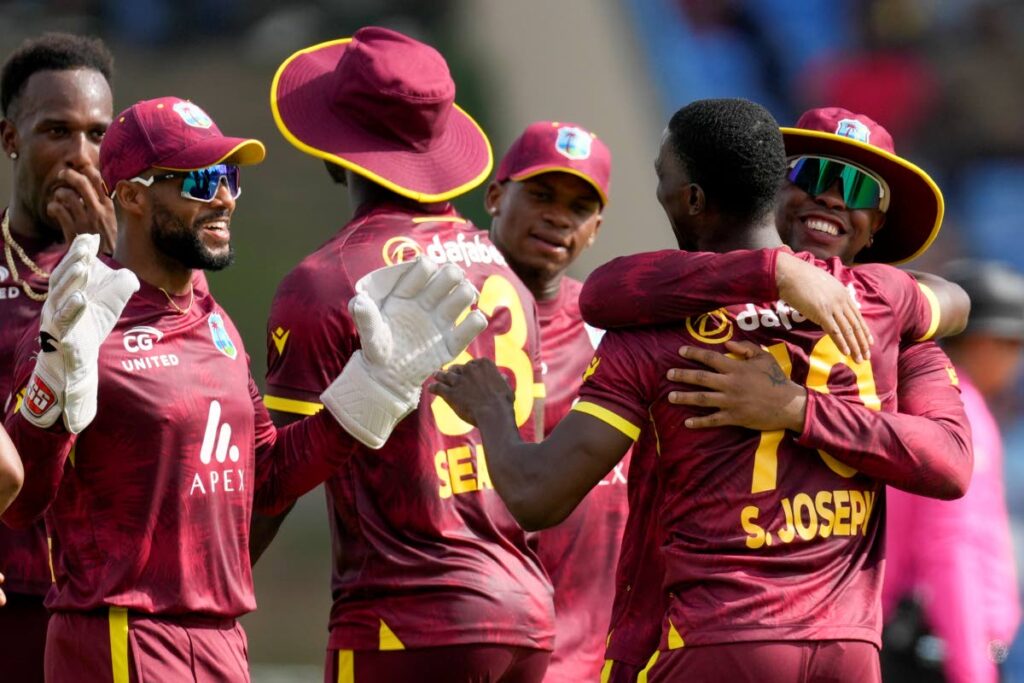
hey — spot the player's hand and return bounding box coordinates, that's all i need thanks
[667,341,808,432]
[20,234,140,434]
[775,252,873,362]
[46,166,117,255]
[321,258,488,449]
[430,358,515,427]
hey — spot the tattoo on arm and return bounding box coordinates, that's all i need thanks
[767,365,788,386]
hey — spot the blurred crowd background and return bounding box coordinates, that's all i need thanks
[2,0,1024,680]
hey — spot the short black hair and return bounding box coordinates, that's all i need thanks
[1,32,114,118]
[667,98,785,223]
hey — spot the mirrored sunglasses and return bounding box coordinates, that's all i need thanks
[787,156,888,211]
[129,164,241,203]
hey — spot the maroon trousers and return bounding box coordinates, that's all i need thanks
[645,640,881,683]
[325,645,551,683]
[0,591,49,683]
[45,610,249,682]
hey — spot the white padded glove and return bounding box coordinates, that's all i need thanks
[21,234,140,434]
[321,257,488,449]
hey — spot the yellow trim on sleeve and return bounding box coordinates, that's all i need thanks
[263,395,324,416]
[108,607,130,683]
[572,401,640,441]
[916,282,941,341]
[533,382,547,398]
[600,659,614,683]
[667,620,685,650]
[379,619,405,650]
[410,216,467,224]
[337,649,354,683]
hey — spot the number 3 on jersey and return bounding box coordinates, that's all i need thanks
[430,274,535,435]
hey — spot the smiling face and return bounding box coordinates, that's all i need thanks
[487,171,602,289]
[143,170,236,271]
[1,68,112,238]
[776,177,886,263]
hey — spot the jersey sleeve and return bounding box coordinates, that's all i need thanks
[2,334,76,529]
[578,249,779,328]
[571,330,656,441]
[858,264,941,342]
[795,341,972,499]
[263,264,359,417]
[250,374,362,515]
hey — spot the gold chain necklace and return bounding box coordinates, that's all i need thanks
[157,282,194,315]
[1,210,49,302]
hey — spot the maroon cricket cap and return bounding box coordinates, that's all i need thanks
[495,121,612,206]
[271,27,492,203]
[101,97,266,195]
[781,107,943,265]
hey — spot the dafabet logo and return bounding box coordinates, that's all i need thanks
[685,309,734,344]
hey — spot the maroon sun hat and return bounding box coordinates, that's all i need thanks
[781,107,943,265]
[496,121,612,206]
[101,97,265,195]
[270,27,493,203]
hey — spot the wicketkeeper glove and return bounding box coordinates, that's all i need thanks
[321,258,488,449]
[20,234,140,434]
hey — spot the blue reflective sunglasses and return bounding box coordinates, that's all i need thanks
[129,164,241,203]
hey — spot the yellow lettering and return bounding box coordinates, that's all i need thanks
[862,490,875,534]
[778,498,796,543]
[792,493,818,541]
[475,445,493,490]
[446,446,477,495]
[741,506,769,549]
[435,450,452,500]
[815,490,835,538]
[833,490,851,535]
[849,490,866,534]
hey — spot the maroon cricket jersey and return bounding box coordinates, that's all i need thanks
[0,212,66,596]
[264,202,555,651]
[531,277,629,682]
[3,264,354,617]
[575,250,938,650]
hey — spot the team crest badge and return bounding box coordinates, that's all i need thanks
[208,313,238,360]
[834,118,870,144]
[555,126,592,160]
[173,101,214,129]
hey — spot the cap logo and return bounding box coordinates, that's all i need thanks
[834,118,870,144]
[555,126,592,161]
[173,101,213,129]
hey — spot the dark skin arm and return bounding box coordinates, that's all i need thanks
[248,409,299,566]
[905,271,970,338]
[429,360,633,530]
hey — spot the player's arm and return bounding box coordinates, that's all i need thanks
[0,424,24,515]
[430,359,633,530]
[2,411,75,528]
[668,341,972,499]
[249,408,300,565]
[581,249,872,362]
[904,270,970,338]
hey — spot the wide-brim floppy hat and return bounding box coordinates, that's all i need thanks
[781,107,943,265]
[271,26,493,203]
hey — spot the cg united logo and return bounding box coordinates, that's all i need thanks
[685,308,734,344]
[555,126,592,160]
[382,236,424,265]
[173,101,213,129]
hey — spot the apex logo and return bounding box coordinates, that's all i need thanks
[190,399,244,496]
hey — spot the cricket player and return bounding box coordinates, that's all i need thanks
[0,32,117,682]
[431,98,959,682]
[263,27,554,682]
[3,95,482,682]
[486,121,623,682]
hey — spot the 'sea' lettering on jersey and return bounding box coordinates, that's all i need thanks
[190,400,245,496]
[123,326,164,353]
[425,234,507,268]
[434,444,493,499]
[740,488,876,549]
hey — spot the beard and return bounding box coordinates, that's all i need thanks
[149,197,234,271]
